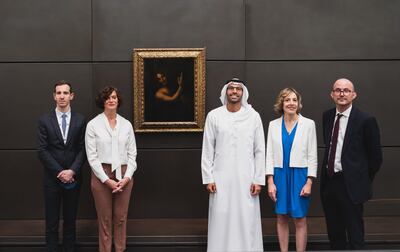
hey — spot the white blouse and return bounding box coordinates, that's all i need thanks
[85,113,137,183]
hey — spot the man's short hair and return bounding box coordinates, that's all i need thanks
[95,86,123,109]
[273,87,303,115]
[54,80,72,93]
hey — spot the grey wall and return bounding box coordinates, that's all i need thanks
[0,0,399,223]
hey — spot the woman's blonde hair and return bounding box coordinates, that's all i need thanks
[273,87,303,115]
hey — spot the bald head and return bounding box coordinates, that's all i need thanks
[330,78,357,113]
[333,78,355,91]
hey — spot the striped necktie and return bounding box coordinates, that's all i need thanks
[327,113,343,177]
[61,113,67,137]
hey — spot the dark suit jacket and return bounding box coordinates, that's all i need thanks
[38,110,86,184]
[320,106,383,204]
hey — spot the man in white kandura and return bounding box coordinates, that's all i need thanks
[201,78,265,252]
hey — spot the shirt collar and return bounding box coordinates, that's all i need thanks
[336,105,352,118]
[55,108,71,118]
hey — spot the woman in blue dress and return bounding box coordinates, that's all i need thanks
[266,88,318,252]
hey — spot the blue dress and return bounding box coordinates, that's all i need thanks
[274,119,310,218]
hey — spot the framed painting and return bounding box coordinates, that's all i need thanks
[133,48,206,132]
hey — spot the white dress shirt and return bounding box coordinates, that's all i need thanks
[85,113,137,183]
[55,108,71,144]
[330,105,352,173]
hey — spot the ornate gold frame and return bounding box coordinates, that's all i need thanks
[133,48,206,132]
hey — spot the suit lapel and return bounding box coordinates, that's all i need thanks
[342,107,357,155]
[66,112,75,145]
[50,111,64,144]
[325,109,336,145]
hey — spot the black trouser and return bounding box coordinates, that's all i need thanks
[44,179,80,252]
[321,173,365,250]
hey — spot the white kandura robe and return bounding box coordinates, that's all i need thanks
[201,105,265,252]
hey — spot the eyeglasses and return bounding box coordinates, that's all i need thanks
[332,88,353,95]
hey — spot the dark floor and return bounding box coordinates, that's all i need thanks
[1,217,399,251]
[1,239,400,252]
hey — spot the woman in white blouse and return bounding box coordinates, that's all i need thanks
[85,86,137,252]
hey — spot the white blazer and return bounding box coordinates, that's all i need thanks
[266,114,318,177]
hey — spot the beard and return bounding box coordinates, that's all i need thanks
[227,97,242,104]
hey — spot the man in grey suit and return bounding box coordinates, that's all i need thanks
[38,80,86,252]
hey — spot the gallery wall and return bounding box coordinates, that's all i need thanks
[0,0,399,223]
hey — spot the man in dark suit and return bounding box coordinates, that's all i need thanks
[38,80,86,252]
[320,78,383,250]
